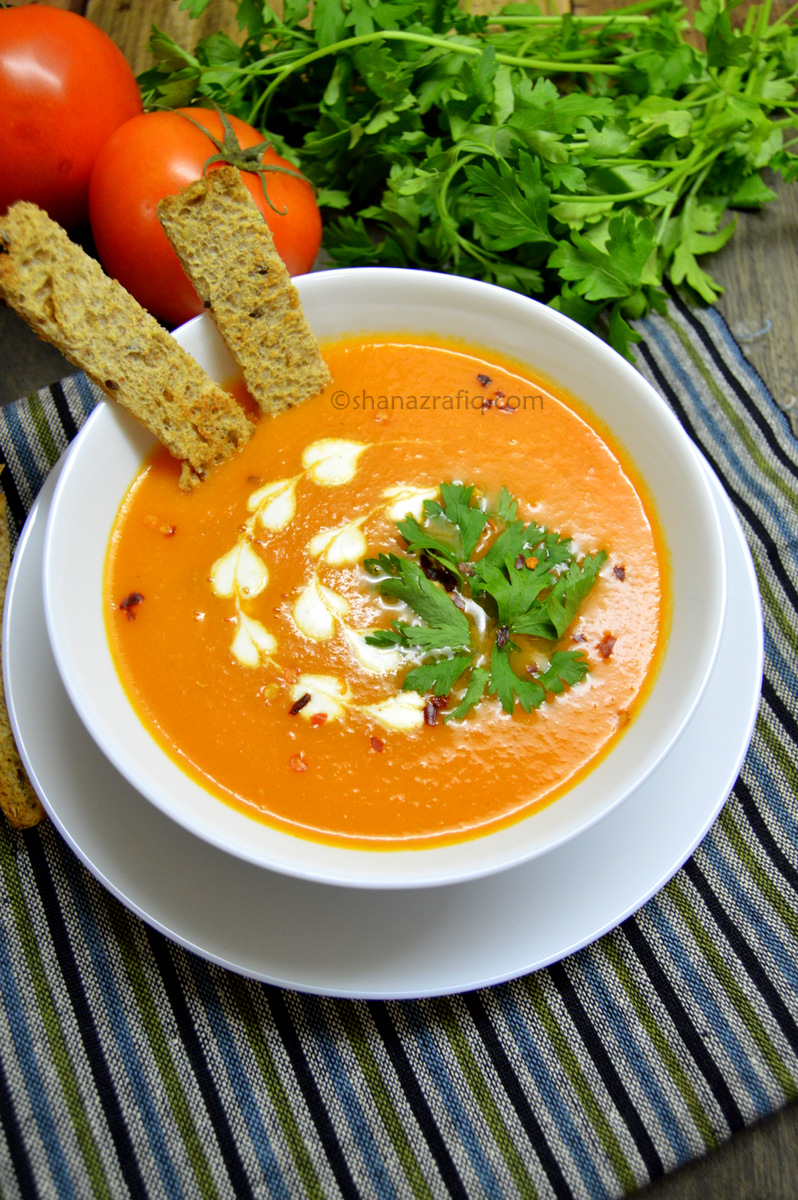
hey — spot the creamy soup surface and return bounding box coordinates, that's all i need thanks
[105,335,668,849]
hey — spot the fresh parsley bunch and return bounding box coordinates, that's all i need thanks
[144,0,798,358]
[363,483,607,721]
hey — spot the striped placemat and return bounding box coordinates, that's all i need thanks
[0,294,796,1199]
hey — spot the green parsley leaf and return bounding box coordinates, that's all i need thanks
[403,653,474,696]
[424,482,489,561]
[489,643,546,714]
[537,650,591,696]
[444,666,491,722]
[513,551,607,639]
[369,558,471,649]
[363,480,606,720]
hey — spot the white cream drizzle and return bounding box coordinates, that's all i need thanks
[231,610,277,668]
[301,439,369,486]
[307,518,369,566]
[341,626,404,675]
[290,673,425,731]
[207,436,441,725]
[290,675,351,722]
[293,577,349,642]
[248,477,299,531]
[381,484,439,522]
[361,693,426,731]
[210,540,269,600]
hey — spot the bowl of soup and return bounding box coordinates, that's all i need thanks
[42,268,725,888]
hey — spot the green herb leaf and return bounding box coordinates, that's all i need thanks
[403,653,474,696]
[513,550,607,639]
[424,482,490,561]
[374,558,471,648]
[489,643,546,714]
[444,666,491,722]
[537,649,591,695]
[363,480,605,720]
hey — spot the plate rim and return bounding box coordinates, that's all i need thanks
[2,455,763,998]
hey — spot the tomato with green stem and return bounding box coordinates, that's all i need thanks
[0,6,142,230]
[89,107,322,328]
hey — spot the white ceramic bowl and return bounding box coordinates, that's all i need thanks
[42,268,726,889]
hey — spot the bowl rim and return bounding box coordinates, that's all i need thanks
[41,266,726,889]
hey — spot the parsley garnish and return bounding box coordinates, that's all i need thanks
[364,483,607,721]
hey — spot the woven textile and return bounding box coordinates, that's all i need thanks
[0,296,796,1199]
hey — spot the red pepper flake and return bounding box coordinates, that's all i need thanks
[525,556,539,569]
[289,752,307,773]
[290,692,311,715]
[481,397,494,411]
[458,561,475,577]
[451,592,466,611]
[119,592,143,620]
[495,389,505,400]
[571,631,587,643]
[420,551,457,591]
[496,624,510,649]
[370,736,385,753]
[526,662,541,677]
[514,554,525,570]
[613,564,626,581]
[477,373,491,387]
[597,634,617,660]
[423,696,448,725]
[310,713,327,728]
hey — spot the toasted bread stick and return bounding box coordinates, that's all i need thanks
[0,487,45,829]
[157,166,331,415]
[0,201,254,489]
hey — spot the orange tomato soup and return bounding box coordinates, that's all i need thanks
[105,335,668,849]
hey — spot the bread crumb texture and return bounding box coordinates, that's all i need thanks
[158,165,331,415]
[0,490,45,829]
[0,201,253,489]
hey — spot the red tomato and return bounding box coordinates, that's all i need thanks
[89,108,322,328]
[0,6,142,230]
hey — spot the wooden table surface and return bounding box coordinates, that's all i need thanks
[3,2,798,1195]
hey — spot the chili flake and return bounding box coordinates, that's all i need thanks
[476,373,491,387]
[310,713,327,728]
[423,696,448,724]
[119,592,143,620]
[496,624,510,649]
[613,564,626,581]
[597,634,617,659]
[290,692,312,715]
[370,736,385,753]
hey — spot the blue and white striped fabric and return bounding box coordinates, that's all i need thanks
[0,295,796,1199]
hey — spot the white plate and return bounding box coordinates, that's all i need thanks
[3,457,761,999]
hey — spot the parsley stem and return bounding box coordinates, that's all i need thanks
[764,1,798,34]
[246,29,623,124]
[494,13,651,24]
[549,142,718,205]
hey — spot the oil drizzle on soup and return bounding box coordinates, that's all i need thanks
[105,335,668,849]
